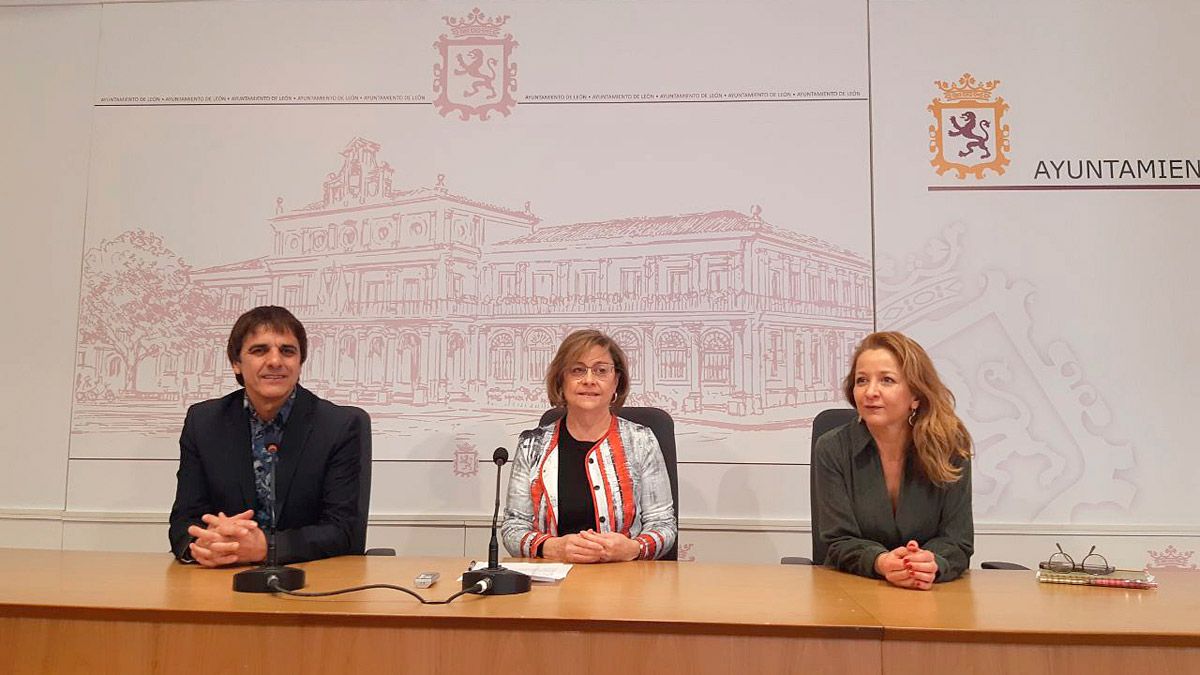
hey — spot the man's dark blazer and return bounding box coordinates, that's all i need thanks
[168,384,366,564]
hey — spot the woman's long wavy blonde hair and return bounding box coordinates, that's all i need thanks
[842,331,972,486]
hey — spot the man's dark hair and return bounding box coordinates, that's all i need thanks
[226,306,308,385]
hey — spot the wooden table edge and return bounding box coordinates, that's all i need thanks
[881,625,1200,648]
[0,602,883,640]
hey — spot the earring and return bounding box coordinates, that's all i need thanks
[908,408,918,426]
[611,391,617,404]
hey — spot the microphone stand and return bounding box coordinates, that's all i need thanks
[462,447,531,595]
[234,442,306,593]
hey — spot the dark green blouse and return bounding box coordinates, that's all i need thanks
[813,420,973,582]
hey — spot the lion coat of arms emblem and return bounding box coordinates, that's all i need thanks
[452,440,480,478]
[928,73,1010,179]
[433,8,518,121]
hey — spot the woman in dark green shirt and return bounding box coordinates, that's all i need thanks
[814,332,973,589]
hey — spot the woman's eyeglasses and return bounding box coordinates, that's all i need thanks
[1038,543,1115,575]
[567,363,617,380]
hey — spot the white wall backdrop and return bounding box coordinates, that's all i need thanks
[0,0,1196,573]
[0,4,101,548]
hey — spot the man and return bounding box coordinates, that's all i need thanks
[168,306,366,566]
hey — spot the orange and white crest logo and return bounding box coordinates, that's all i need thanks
[928,73,1010,179]
[433,8,519,121]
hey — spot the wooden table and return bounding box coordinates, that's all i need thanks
[830,566,1200,674]
[0,549,880,674]
[0,549,1196,674]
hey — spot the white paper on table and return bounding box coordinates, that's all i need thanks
[465,561,573,582]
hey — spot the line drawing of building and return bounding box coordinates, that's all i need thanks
[73,137,871,432]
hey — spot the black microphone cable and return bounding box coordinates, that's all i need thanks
[266,577,489,604]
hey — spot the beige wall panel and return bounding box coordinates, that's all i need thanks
[369,461,499,515]
[0,5,99,509]
[366,523,468,558]
[678,463,810,521]
[0,517,64,550]
[677,527,809,565]
[62,520,164,553]
[65,459,176,513]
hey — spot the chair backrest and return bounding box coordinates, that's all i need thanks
[538,406,679,561]
[348,406,372,555]
[809,407,857,566]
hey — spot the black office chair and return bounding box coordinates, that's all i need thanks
[781,407,1028,571]
[538,406,679,561]
[781,408,856,566]
[346,406,396,557]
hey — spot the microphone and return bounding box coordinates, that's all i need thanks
[264,442,282,568]
[461,447,531,595]
[486,447,505,569]
[233,439,306,593]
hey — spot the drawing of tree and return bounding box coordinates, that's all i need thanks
[78,230,220,394]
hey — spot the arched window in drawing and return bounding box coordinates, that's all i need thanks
[395,333,420,394]
[765,330,785,381]
[610,328,641,384]
[808,332,825,388]
[656,330,688,382]
[337,334,357,384]
[525,328,554,382]
[307,335,324,384]
[700,330,733,385]
[489,332,515,382]
[822,333,839,392]
[201,349,215,376]
[365,335,386,386]
[106,355,122,379]
[794,333,808,388]
[446,332,466,384]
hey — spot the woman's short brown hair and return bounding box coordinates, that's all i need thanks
[226,306,308,386]
[545,329,630,409]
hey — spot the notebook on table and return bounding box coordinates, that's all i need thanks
[1035,568,1158,590]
